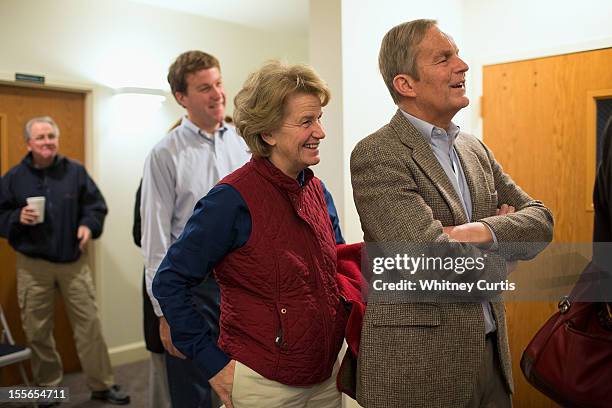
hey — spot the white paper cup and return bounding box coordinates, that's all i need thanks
[26,196,45,224]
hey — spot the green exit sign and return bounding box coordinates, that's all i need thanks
[15,73,45,84]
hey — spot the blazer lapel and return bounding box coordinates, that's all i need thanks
[390,110,467,225]
[454,134,489,221]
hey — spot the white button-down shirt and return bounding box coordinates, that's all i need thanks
[141,116,251,315]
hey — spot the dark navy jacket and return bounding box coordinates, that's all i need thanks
[0,153,107,263]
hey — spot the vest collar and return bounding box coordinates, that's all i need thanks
[251,157,314,195]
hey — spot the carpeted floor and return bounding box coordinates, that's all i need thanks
[60,359,148,407]
[0,359,148,408]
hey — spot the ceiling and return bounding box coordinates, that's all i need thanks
[128,0,309,35]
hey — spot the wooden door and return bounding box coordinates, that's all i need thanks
[0,83,86,385]
[483,47,612,407]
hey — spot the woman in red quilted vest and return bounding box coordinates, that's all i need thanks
[153,60,347,408]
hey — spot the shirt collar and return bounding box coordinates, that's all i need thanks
[181,116,228,140]
[400,109,460,146]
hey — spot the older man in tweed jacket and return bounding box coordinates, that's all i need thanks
[350,19,553,408]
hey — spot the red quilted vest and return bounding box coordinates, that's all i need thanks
[214,157,346,386]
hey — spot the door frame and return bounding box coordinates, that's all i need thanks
[586,88,612,212]
[0,113,8,173]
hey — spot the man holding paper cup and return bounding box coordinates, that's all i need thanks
[0,116,130,405]
[22,196,45,224]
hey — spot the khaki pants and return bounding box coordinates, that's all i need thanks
[16,253,114,391]
[228,359,341,408]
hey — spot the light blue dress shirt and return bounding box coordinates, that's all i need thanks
[401,110,497,334]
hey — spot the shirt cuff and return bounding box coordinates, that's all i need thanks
[194,342,231,380]
[145,266,164,317]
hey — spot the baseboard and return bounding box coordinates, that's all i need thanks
[108,341,148,366]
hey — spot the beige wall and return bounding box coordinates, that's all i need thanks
[0,0,307,364]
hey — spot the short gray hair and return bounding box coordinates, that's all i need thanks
[379,19,438,103]
[24,116,60,142]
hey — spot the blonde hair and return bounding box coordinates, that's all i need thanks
[233,60,330,157]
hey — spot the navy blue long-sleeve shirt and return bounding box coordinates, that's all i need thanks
[153,177,343,379]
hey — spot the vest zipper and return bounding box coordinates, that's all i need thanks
[274,251,282,373]
[296,188,333,373]
[302,218,331,369]
[313,265,331,367]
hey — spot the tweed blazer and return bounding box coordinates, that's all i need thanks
[350,110,554,408]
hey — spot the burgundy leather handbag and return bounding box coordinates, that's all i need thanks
[521,297,612,408]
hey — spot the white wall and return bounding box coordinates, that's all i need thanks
[0,0,307,363]
[311,0,612,245]
[309,0,464,244]
[309,0,345,228]
[463,0,612,137]
[342,0,465,243]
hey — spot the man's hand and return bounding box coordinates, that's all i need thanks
[443,222,493,244]
[19,205,40,225]
[159,316,186,359]
[77,225,92,252]
[443,204,517,243]
[209,360,236,408]
[496,203,515,216]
